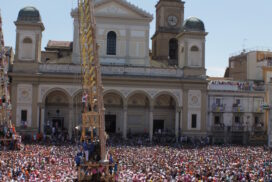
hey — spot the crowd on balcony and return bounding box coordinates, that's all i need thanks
[208,80,264,91]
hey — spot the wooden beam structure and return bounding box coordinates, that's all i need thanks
[77,0,116,180]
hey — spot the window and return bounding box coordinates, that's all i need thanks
[236,99,240,105]
[234,116,240,124]
[214,116,220,125]
[21,37,34,60]
[23,37,32,44]
[230,61,235,68]
[169,38,178,60]
[21,110,27,122]
[216,98,221,105]
[255,117,259,124]
[191,46,199,52]
[107,31,117,55]
[191,114,197,128]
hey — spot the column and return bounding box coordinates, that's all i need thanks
[179,109,183,133]
[37,105,40,132]
[68,102,73,140]
[41,106,45,133]
[149,106,154,141]
[11,83,17,126]
[123,104,127,139]
[175,109,179,140]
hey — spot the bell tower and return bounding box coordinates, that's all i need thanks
[152,0,185,65]
[13,6,44,73]
[177,17,208,77]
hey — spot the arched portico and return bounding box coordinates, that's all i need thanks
[103,91,124,135]
[153,93,181,140]
[126,90,152,139]
[44,90,71,138]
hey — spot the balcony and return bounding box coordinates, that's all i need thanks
[212,104,225,112]
[254,107,264,113]
[232,104,243,112]
[208,80,265,92]
[212,125,225,132]
[39,64,184,78]
[231,125,247,132]
[252,124,265,133]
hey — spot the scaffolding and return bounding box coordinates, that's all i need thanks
[0,10,11,127]
[77,0,116,181]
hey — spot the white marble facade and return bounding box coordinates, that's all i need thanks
[71,0,153,66]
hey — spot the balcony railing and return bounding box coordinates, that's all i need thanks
[212,104,225,112]
[252,125,265,132]
[254,107,264,113]
[233,104,243,112]
[212,125,225,132]
[231,125,248,132]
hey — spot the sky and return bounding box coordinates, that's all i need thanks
[1,0,272,77]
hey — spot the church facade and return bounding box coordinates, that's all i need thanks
[10,0,209,140]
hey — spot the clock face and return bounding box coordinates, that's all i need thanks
[168,15,178,26]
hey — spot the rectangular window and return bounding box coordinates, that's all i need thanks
[216,98,221,105]
[214,116,220,125]
[234,116,240,124]
[21,110,27,122]
[191,114,197,128]
[255,117,259,124]
[230,61,235,68]
[236,99,240,105]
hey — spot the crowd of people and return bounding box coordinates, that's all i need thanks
[0,144,77,181]
[112,143,272,181]
[0,123,21,150]
[208,80,264,91]
[0,135,272,181]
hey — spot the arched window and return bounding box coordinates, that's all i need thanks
[191,45,199,52]
[21,37,34,60]
[169,38,178,60]
[23,37,32,44]
[107,31,117,55]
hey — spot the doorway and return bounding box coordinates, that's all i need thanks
[153,120,164,134]
[105,115,116,133]
[52,117,64,130]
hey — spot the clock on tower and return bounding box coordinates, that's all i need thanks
[168,15,178,26]
[152,0,185,64]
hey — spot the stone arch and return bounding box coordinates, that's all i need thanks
[103,89,126,105]
[153,91,179,135]
[104,29,121,40]
[190,45,200,52]
[22,37,33,44]
[153,91,180,107]
[42,87,72,104]
[126,90,152,106]
[126,90,152,135]
[103,90,125,134]
[72,89,83,99]
[43,89,71,138]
